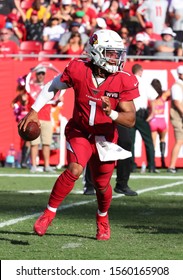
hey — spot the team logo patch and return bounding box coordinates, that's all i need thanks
[105,91,119,99]
[92,89,100,95]
[89,34,98,45]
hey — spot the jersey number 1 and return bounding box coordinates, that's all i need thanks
[89,100,96,126]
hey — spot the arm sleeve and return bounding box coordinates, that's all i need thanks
[31,74,69,112]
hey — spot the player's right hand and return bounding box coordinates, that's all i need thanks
[18,108,40,131]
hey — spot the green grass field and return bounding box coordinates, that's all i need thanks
[0,167,183,260]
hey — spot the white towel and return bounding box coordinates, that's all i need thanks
[95,136,132,162]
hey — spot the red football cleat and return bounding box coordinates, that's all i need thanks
[34,211,55,236]
[96,213,110,240]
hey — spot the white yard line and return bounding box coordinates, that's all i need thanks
[136,181,183,194]
[0,177,182,229]
[0,199,96,228]
[1,173,183,180]
[162,192,183,196]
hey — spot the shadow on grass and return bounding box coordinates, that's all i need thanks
[1,192,183,241]
[0,230,95,245]
[0,236,30,245]
[123,225,183,234]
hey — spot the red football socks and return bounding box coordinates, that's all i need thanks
[48,169,78,209]
[96,185,112,213]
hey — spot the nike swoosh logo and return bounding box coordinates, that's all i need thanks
[134,82,138,87]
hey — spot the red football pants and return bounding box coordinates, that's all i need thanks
[48,133,115,213]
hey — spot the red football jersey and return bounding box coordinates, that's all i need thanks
[61,58,139,141]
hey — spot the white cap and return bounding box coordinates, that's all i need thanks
[62,0,72,5]
[177,65,183,74]
[161,27,176,37]
[96,18,107,29]
[136,33,144,42]
[36,66,46,73]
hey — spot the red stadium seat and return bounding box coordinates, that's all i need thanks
[20,41,43,54]
[43,41,58,51]
[38,50,57,61]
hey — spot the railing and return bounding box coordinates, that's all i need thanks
[0,54,183,62]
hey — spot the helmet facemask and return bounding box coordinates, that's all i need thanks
[102,47,126,73]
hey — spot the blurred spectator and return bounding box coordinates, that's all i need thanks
[25,0,51,21]
[168,0,183,43]
[0,0,16,15]
[40,0,50,7]
[136,21,161,54]
[72,10,87,33]
[92,0,106,12]
[42,13,65,42]
[15,1,47,42]
[101,0,124,12]
[5,22,20,45]
[92,0,100,11]
[136,0,168,35]
[49,0,61,14]
[146,78,170,168]
[26,65,55,173]
[98,0,122,32]
[54,0,75,28]
[58,21,89,53]
[121,4,142,37]
[154,27,183,59]
[11,75,34,168]
[77,0,97,35]
[119,26,131,50]
[0,27,19,59]
[127,33,151,61]
[168,65,183,173]
[61,31,84,56]
[91,17,107,33]
[6,12,26,42]
[11,75,33,122]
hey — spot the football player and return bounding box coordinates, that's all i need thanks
[18,29,139,240]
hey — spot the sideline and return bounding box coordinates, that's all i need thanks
[0,173,183,180]
[0,180,182,228]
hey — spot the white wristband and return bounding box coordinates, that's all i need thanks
[109,110,119,120]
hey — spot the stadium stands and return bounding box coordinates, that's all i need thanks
[20,41,42,54]
[43,41,57,51]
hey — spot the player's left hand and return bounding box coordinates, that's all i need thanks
[101,96,112,116]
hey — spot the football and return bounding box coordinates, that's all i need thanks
[18,122,40,141]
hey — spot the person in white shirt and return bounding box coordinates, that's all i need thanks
[136,0,168,35]
[42,14,65,42]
